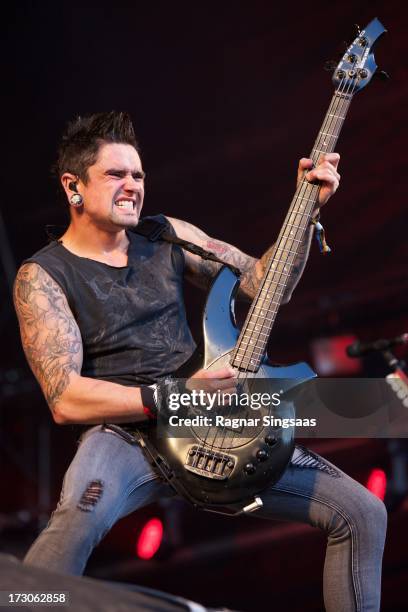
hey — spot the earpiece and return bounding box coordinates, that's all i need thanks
[68,179,83,208]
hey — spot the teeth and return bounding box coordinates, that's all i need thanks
[115,200,134,210]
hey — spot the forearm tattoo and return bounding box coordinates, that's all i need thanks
[13,263,82,409]
[179,219,313,303]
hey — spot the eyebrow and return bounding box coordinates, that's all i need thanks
[104,168,146,179]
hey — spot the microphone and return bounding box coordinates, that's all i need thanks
[346,333,408,358]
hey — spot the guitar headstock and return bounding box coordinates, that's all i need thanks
[332,18,387,94]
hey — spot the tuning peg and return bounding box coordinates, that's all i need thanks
[374,70,390,81]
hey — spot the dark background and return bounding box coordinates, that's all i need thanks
[1,1,407,610]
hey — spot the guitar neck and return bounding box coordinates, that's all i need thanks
[231,91,353,372]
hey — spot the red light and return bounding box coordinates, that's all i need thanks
[366,468,387,501]
[136,518,163,560]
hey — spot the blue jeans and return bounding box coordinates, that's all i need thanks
[24,426,387,611]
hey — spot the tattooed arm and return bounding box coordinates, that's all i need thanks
[13,263,152,424]
[13,263,236,424]
[167,217,314,304]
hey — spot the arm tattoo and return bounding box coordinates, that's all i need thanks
[13,263,82,409]
[174,219,259,300]
[174,218,314,303]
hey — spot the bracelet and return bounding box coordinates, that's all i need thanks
[140,378,187,420]
[310,212,332,254]
[140,384,159,419]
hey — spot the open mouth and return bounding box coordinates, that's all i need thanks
[114,199,135,211]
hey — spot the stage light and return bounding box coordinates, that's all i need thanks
[311,334,361,375]
[136,518,163,559]
[366,468,387,501]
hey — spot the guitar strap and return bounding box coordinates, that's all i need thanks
[130,217,241,277]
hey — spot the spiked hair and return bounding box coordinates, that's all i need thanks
[56,111,139,184]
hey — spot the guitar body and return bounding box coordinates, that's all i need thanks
[145,267,316,507]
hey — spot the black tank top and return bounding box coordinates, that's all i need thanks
[26,215,196,385]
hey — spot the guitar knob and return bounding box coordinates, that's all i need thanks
[257,449,268,462]
[244,463,256,475]
[265,435,276,446]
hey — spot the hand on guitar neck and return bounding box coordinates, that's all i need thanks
[297,152,341,216]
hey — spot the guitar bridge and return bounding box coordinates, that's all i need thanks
[184,446,235,480]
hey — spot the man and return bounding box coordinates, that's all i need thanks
[14,112,386,611]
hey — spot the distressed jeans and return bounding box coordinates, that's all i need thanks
[24,426,387,611]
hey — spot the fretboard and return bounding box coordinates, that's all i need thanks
[231,91,352,372]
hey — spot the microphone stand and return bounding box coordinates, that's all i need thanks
[382,349,408,510]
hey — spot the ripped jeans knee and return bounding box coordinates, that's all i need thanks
[77,479,104,512]
[291,445,341,478]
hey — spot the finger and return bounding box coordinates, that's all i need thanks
[297,158,313,184]
[211,378,239,392]
[318,152,340,170]
[298,157,314,170]
[205,366,236,380]
[315,160,341,177]
[306,166,340,183]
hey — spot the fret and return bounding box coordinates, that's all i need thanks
[236,340,266,352]
[244,327,269,337]
[282,234,302,244]
[288,207,315,217]
[255,298,283,309]
[295,194,318,204]
[275,246,298,257]
[319,130,336,138]
[235,348,265,360]
[240,336,265,347]
[312,147,330,155]
[269,265,292,276]
[285,222,308,232]
[254,300,281,309]
[328,113,345,120]
[251,310,278,321]
[260,280,287,290]
[264,273,290,283]
[257,290,284,302]
[239,339,270,352]
[244,309,278,326]
[235,357,262,368]
[242,331,269,341]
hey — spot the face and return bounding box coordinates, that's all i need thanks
[72,142,145,231]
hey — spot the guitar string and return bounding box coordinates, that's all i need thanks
[191,60,361,474]
[223,66,358,437]
[229,72,355,377]
[191,73,354,472]
[190,86,349,472]
[212,70,358,459]
[232,86,352,368]
[214,74,355,452]
[223,68,358,436]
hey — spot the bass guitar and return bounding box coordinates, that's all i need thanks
[136,18,387,514]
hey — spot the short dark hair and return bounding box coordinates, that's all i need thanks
[56,111,139,184]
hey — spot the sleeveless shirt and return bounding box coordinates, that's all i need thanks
[25,215,196,386]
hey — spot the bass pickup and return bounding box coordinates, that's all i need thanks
[185,447,235,480]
